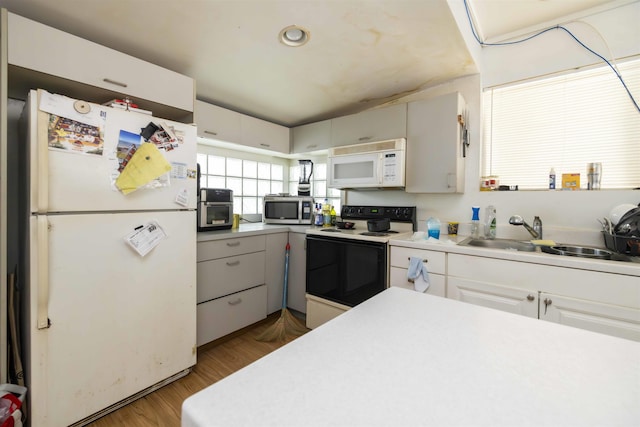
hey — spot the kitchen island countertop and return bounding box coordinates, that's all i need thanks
[182,287,640,427]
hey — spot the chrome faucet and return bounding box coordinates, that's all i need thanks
[509,215,542,239]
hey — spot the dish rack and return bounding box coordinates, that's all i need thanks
[602,231,640,256]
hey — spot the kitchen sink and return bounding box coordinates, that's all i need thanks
[540,245,640,262]
[458,237,537,252]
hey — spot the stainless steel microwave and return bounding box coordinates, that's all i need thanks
[263,195,314,225]
[198,188,233,231]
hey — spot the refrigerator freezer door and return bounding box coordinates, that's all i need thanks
[27,210,196,427]
[28,90,197,214]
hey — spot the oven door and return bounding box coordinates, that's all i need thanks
[198,202,232,230]
[305,235,387,307]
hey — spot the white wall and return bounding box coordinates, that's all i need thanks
[348,1,640,246]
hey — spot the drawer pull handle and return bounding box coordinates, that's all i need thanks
[226,241,240,247]
[204,130,218,136]
[226,260,240,266]
[407,257,428,263]
[103,78,128,88]
[358,136,372,141]
[259,143,271,147]
[228,298,242,306]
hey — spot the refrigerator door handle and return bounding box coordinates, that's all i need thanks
[37,216,51,329]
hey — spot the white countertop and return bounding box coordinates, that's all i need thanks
[182,287,640,427]
[196,222,311,242]
[196,224,640,276]
[390,235,640,277]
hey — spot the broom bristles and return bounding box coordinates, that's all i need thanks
[255,308,308,342]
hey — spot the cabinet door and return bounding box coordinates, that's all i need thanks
[406,93,465,193]
[447,277,538,318]
[265,233,288,314]
[287,232,307,313]
[540,293,640,342]
[8,13,194,113]
[194,100,241,143]
[331,104,407,146]
[240,114,290,153]
[291,120,332,153]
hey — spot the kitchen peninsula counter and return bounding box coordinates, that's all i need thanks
[182,287,640,427]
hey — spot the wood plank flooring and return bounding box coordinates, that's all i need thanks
[88,312,306,427]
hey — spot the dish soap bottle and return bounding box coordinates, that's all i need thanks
[471,206,481,238]
[484,205,496,239]
[549,168,556,190]
[330,205,337,226]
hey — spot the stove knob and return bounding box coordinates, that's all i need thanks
[356,207,364,215]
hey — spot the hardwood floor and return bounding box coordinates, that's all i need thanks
[88,312,306,427]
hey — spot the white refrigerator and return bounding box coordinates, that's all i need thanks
[22,90,197,426]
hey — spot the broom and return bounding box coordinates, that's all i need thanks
[256,242,308,341]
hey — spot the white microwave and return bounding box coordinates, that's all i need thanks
[327,138,406,189]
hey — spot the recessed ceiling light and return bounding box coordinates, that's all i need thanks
[279,25,310,47]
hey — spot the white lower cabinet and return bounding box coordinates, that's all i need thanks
[389,246,445,297]
[287,232,307,313]
[447,253,640,341]
[197,285,267,346]
[447,277,538,318]
[539,292,640,341]
[265,233,288,314]
[196,235,268,346]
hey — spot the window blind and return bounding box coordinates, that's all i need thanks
[482,58,640,190]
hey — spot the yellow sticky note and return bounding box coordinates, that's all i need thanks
[116,143,171,195]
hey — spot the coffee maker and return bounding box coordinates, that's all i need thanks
[298,159,313,196]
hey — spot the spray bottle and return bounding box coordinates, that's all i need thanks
[484,205,497,239]
[471,206,481,239]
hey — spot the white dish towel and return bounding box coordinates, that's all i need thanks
[407,256,430,292]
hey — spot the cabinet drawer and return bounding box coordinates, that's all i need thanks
[8,13,193,112]
[389,267,445,297]
[197,251,266,302]
[390,246,445,274]
[197,235,266,261]
[196,285,267,346]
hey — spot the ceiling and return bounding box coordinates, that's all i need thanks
[0,0,622,127]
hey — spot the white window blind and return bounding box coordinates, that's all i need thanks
[482,58,640,190]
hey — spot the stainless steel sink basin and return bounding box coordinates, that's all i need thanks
[458,237,537,252]
[541,245,613,259]
[540,245,640,262]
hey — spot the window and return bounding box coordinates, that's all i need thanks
[482,58,640,190]
[197,153,284,215]
[289,162,341,213]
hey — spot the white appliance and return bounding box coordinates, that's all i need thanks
[21,90,197,426]
[327,138,406,189]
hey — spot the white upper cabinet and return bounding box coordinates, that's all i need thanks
[330,103,407,147]
[7,12,194,116]
[406,92,466,193]
[291,120,332,153]
[240,114,290,154]
[194,100,241,143]
[194,100,290,154]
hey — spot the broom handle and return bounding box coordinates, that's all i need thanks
[282,243,291,309]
